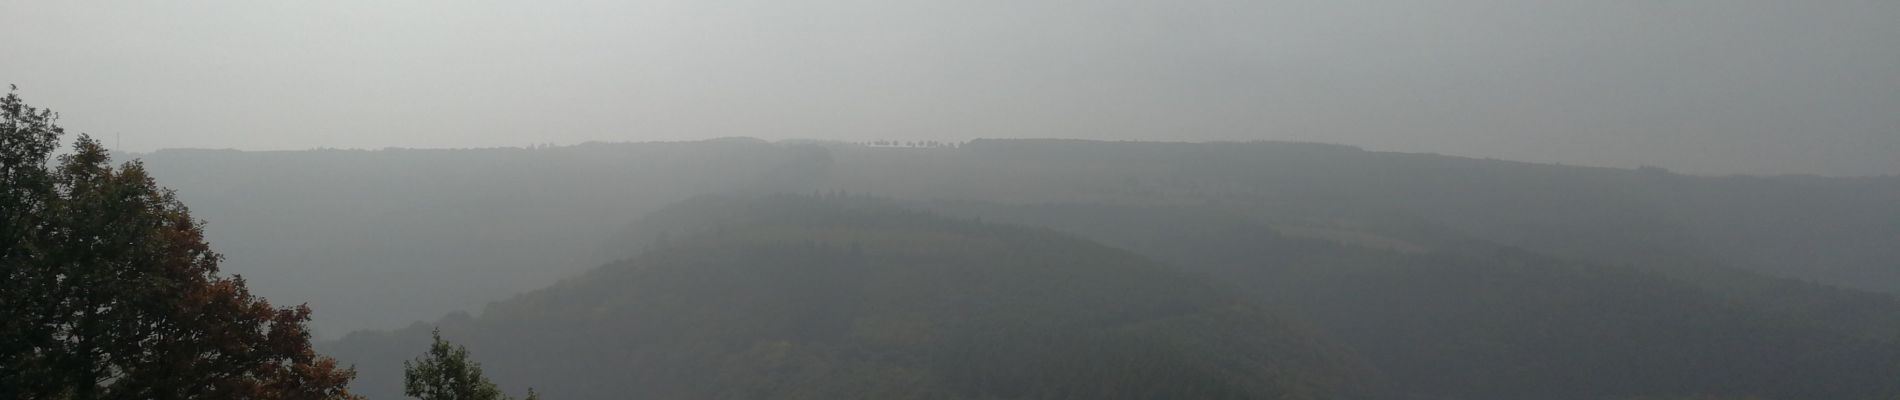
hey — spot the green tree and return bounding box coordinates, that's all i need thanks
[403,329,537,400]
[0,86,359,399]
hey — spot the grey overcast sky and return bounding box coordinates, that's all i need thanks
[2,1,1895,176]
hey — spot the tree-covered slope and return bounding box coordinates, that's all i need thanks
[322,196,1368,399]
[923,201,1900,399]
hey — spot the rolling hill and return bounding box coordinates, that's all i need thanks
[321,195,1369,399]
[137,139,1900,339]
[922,201,1900,399]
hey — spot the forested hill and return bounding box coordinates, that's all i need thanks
[322,194,1900,399]
[137,138,1900,339]
[918,201,1900,399]
[320,195,1370,399]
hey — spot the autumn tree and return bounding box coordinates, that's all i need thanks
[404,329,537,400]
[0,87,358,399]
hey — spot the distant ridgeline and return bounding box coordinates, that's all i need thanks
[834,139,1900,296]
[137,139,1900,398]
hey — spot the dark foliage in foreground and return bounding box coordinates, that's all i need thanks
[0,89,357,399]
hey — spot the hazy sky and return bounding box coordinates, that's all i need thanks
[3,1,1896,176]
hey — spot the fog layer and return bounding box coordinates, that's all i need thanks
[3,0,1896,175]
